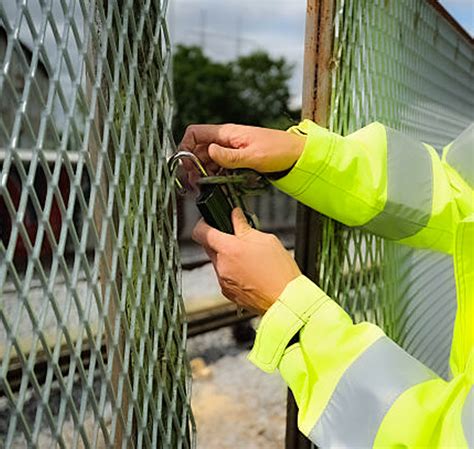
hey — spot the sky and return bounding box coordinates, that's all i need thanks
[439,0,474,34]
[170,0,474,107]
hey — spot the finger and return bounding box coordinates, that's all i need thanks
[179,124,233,152]
[193,144,220,173]
[232,208,252,237]
[192,219,233,252]
[208,144,252,169]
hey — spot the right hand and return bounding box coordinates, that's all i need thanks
[178,123,306,177]
[192,208,301,315]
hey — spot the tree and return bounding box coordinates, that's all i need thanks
[173,45,241,139]
[231,51,295,128]
[173,45,299,140]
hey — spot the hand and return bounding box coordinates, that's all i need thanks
[178,123,306,177]
[192,208,301,315]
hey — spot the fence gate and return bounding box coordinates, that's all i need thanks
[288,0,474,448]
[0,1,194,448]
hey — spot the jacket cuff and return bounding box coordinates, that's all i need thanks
[248,275,329,373]
[271,120,335,196]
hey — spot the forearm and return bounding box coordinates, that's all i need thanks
[248,275,473,447]
[272,120,460,253]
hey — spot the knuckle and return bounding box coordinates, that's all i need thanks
[262,232,274,241]
[267,233,280,244]
[181,124,200,148]
[186,124,198,133]
[181,125,193,140]
[222,123,237,134]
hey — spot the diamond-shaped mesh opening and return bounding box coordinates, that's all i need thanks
[298,1,473,447]
[322,0,473,373]
[1,1,194,448]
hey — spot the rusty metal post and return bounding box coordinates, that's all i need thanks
[286,1,335,448]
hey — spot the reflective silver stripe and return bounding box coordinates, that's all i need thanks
[364,127,433,240]
[446,123,474,189]
[463,387,474,449]
[308,336,437,449]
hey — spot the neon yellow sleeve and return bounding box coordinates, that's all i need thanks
[248,275,473,447]
[272,120,470,254]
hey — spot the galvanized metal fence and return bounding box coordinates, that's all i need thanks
[0,1,194,448]
[288,1,474,448]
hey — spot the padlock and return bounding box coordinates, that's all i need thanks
[168,151,235,234]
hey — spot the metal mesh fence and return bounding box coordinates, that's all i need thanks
[291,1,473,447]
[0,1,194,448]
[325,0,473,376]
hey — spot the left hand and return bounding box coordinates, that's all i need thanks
[192,208,301,315]
[178,124,306,190]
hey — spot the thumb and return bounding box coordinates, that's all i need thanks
[208,144,251,169]
[232,208,252,236]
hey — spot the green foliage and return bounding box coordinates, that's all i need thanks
[173,46,240,138]
[231,51,294,127]
[173,45,299,139]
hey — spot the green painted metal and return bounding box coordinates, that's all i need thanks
[0,1,194,448]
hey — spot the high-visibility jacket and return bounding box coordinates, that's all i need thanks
[248,121,473,448]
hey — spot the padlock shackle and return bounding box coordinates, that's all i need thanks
[168,151,208,176]
[168,151,209,193]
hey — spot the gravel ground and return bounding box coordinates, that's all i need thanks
[188,325,287,449]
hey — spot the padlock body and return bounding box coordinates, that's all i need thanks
[196,184,234,234]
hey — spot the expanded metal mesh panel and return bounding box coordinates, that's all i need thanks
[0,1,194,448]
[296,1,473,447]
[321,0,474,376]
[322,0,473,381]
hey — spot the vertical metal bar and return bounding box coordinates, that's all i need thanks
[286,1,335,448]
